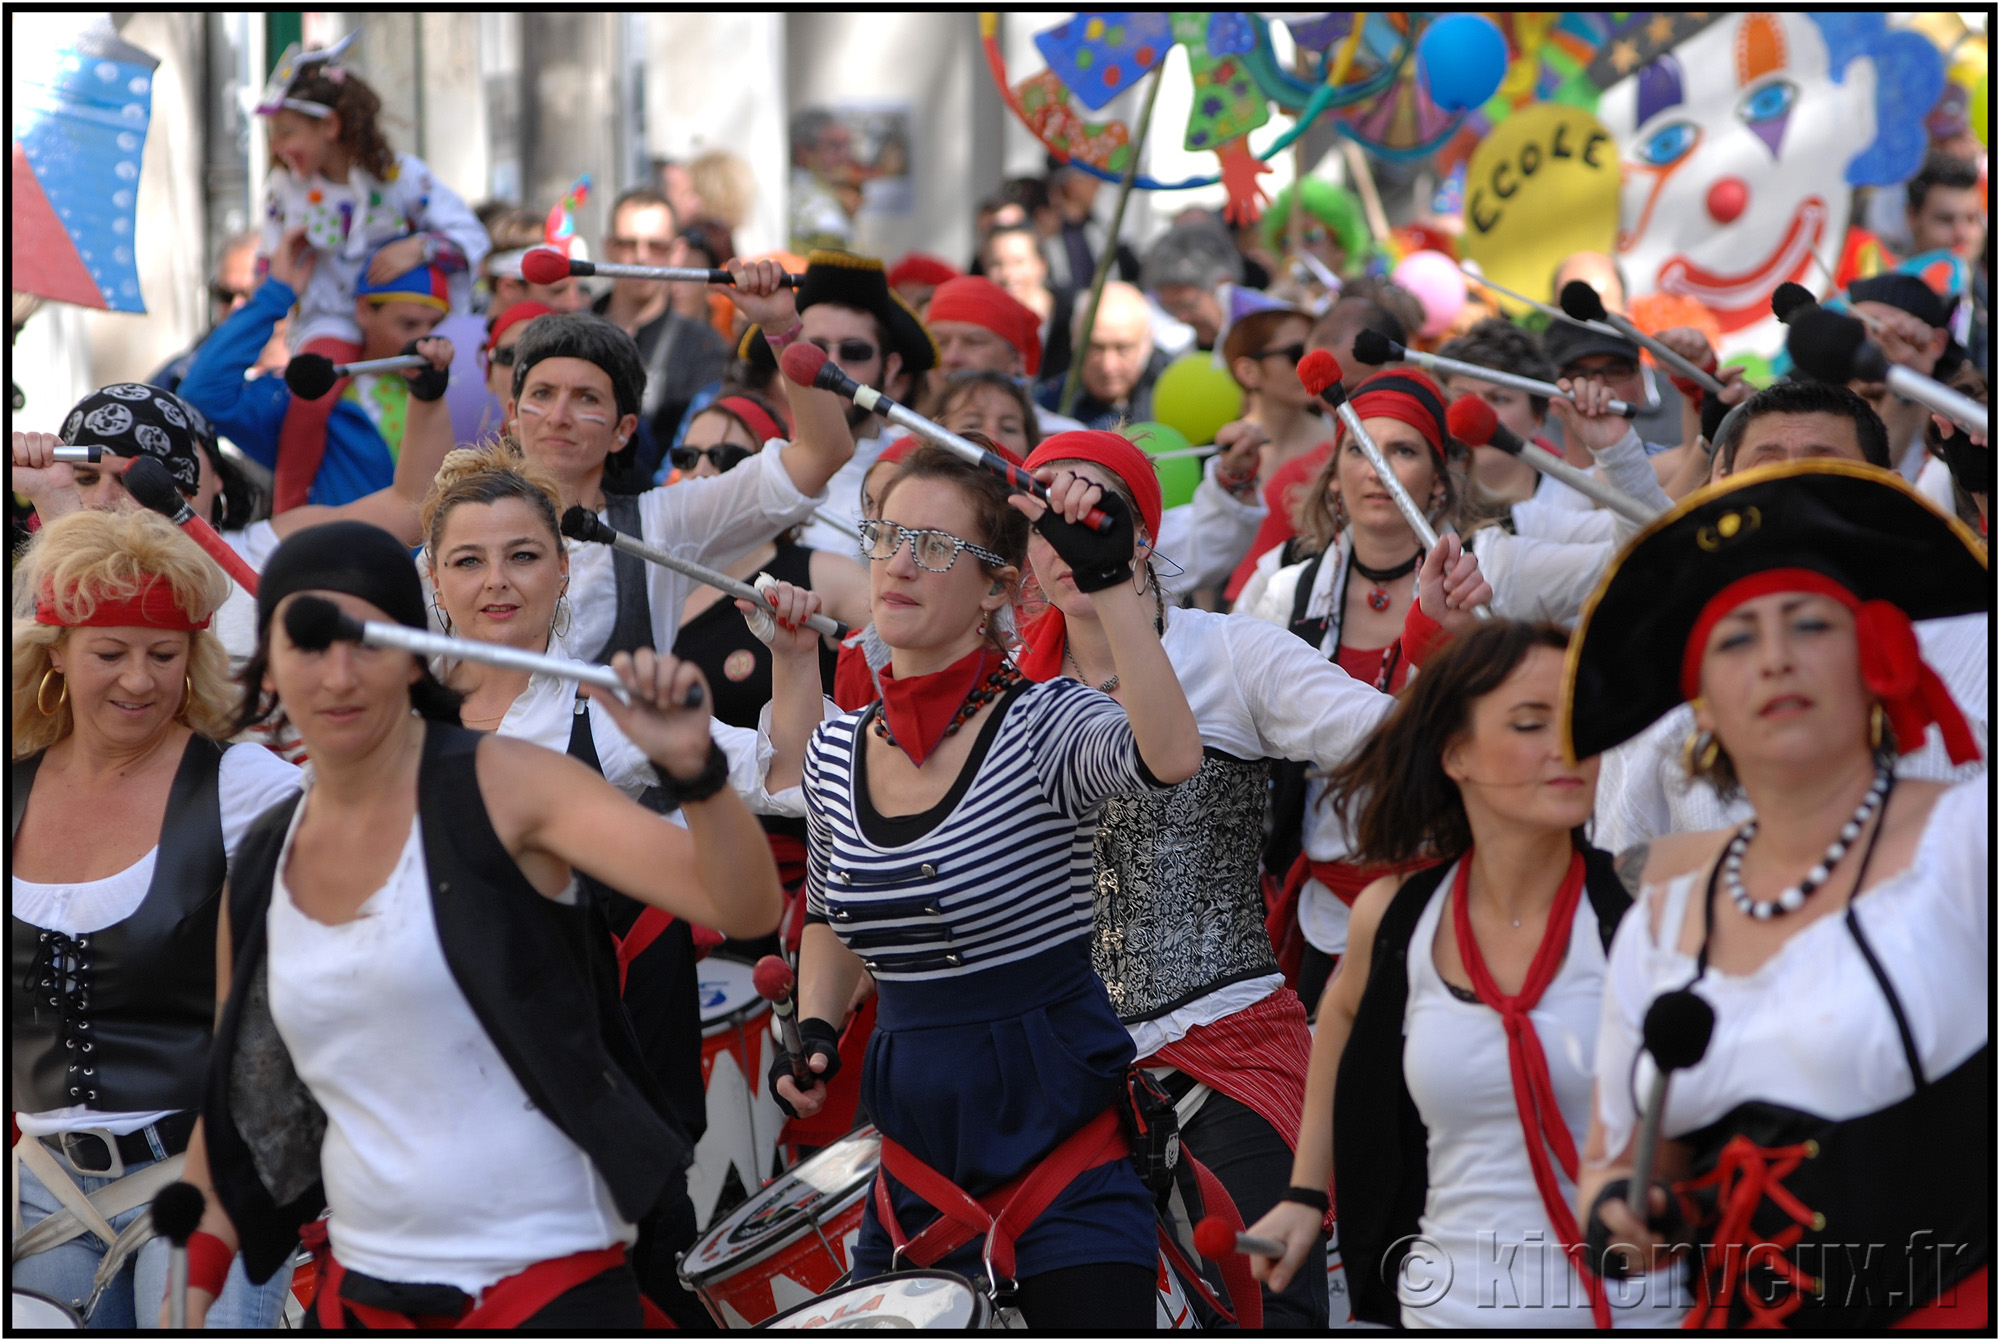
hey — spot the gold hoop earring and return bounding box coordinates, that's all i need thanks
[1869,703,1887,751]
[36,669,67,716]
[178,675,193,717]
[1680,726,1721,775]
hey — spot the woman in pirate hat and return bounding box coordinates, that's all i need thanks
[1567,462,1988,1329]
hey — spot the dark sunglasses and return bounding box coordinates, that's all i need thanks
[487,346,519,368]
[670,443,754,473]
[810,337,879,365]
[1255,343,1306,366]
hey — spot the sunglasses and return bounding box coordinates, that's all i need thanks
[487,345,519,367]
[857,519,1004,573]
[1255,343,1306,366]
[209,283,253,308]
[670,443,754,473]
[607,236,677,258]
[810,337,880,366]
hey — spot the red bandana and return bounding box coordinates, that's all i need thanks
[1450,850,1611,1329]
[1680,568,1980,766]
[35,576,209,631]
[875,645,998,766]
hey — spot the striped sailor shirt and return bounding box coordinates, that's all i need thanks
[803,678,1159,982]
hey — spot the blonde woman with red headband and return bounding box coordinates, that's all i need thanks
[11,510,299,1327]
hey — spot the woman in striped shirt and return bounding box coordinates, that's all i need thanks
[775,440,1201,1329]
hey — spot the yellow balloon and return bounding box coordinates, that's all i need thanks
[1459,104,1621,318]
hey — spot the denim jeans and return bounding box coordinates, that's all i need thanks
[13,1148,292,1329]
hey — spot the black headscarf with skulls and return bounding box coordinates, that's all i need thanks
[59,383,218,497]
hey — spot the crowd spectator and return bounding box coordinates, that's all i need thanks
[980,222,1073,393]
[149,231,279,393]
[1037,156,1139,293]
[485,207,593,315]
[1038,281,1165,430]
[1141,223,1242,353]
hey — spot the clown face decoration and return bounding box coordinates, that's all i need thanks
[1599,13,1942,356]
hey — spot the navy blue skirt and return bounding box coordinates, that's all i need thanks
[851,940,1158,1283]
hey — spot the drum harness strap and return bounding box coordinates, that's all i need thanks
[10,1134,187,1320]
[871,1107,1262,1327]
[299,1219,674,1329]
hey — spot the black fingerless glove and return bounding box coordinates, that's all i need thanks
[1584,1178,1692,1280]
[769,1016,844,1119]
[1935,423,1993,496]
[401,339,449,402]
[1033,484,1134,593]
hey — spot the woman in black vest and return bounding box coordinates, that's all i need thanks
[169,521,784,1328]
[1245,620,1681,1328]
[1571,465,1988,1328]
[11,509,299,1328]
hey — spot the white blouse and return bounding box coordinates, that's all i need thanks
[1594,778,1988,1160]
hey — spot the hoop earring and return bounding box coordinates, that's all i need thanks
[1869,703,1890,752]
[178,675,193,718]
[430,592,454,637]
[1680,727,1721,776]
[552,593,573,640]
[1332,492,1348,532]
[36,669,66,716]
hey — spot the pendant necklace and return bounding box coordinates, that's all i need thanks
[1350,547,1421,613]
[1065,646,1119,694]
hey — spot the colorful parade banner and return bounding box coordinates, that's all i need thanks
[1459,103,1620,319]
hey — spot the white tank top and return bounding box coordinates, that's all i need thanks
[1398,863,1685,1329]
[265,799,634,1295]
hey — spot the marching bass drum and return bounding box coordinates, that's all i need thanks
[759,1270,991,1330]
[12,1288,83,1328]
[688,956,787,1229]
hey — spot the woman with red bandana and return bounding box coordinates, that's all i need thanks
[1570,464,1988,1329]
[773,442,1203,1328]
[1240,370,1662,1014]
[1012,430,1489,1326]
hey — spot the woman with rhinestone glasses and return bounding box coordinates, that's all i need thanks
[10,510,298,1327]
[770,437,1203,1327]
[1570,465,1988,1328]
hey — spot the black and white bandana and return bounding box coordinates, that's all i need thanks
[59,384,218,495]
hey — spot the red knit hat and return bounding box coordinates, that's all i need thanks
[927,276,1045,377]
[887,252,962,290]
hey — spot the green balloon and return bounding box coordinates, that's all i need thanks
[1122,421,1202,510]
[1722,351,1774,390]
[1151,354,1244,448]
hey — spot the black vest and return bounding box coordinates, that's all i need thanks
[10,735,235,1114]
[1334,845,1630,1326]
[203,723,689,1283]
[592,490,655,663]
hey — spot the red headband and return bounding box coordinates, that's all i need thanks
[927,276,1044,377]
[487,300,555,354]
[1024,431,1163,538]
[1681,568,1979,765]
[712,395,786,447]
[35,576,209,631]
[1345,369,1449,460]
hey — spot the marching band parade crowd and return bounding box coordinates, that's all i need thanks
[9,16,1992,1334]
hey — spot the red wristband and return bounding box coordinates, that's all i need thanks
[1401,595,1450,668]
[186,1230,234,1298]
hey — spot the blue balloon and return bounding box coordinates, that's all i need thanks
[1416,14,1509,114]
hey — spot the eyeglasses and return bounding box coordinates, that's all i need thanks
[670,443,754,473]
[209,283,253,308]
[857,519,1005,573]
[487,346,519,368]
[810,337,879,366]
[1254,343,1306,366]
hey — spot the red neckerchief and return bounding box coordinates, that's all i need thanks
[1449,849,1611,1328]
[875,645,995,766]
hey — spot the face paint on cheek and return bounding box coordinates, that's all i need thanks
[517,401,547,418]
[576,411,609,425]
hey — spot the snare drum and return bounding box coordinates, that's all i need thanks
[12,1289,82,1328]
[761,1270,991,1330]
[689,957,788,1229]
[1156,1249,1201,1329]
[681,1126,882,1327]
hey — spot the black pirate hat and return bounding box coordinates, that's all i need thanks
[1562,461,1988,763]
[741,249,938,376]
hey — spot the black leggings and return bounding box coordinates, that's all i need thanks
[1177,1087,1329,1329]
[1012,1262,1157,1330]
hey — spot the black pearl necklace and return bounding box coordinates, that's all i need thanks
[1721,763,1890,920]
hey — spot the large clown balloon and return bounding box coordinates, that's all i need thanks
[1596,13,1943,356]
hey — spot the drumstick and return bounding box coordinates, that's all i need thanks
[1296,350,1492,620]
[1352,329,1639,418]
[778,342,1117,534]
[51,445,105,463]
[520,246,803,288]
[1445,395,1659,524]
[559,507,850,640]
[281,595,704,709]
[150,1182,206,1328]
[753,954,811,1084]
[1560,281,1727,396]
[1192,1216,1286,1261]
